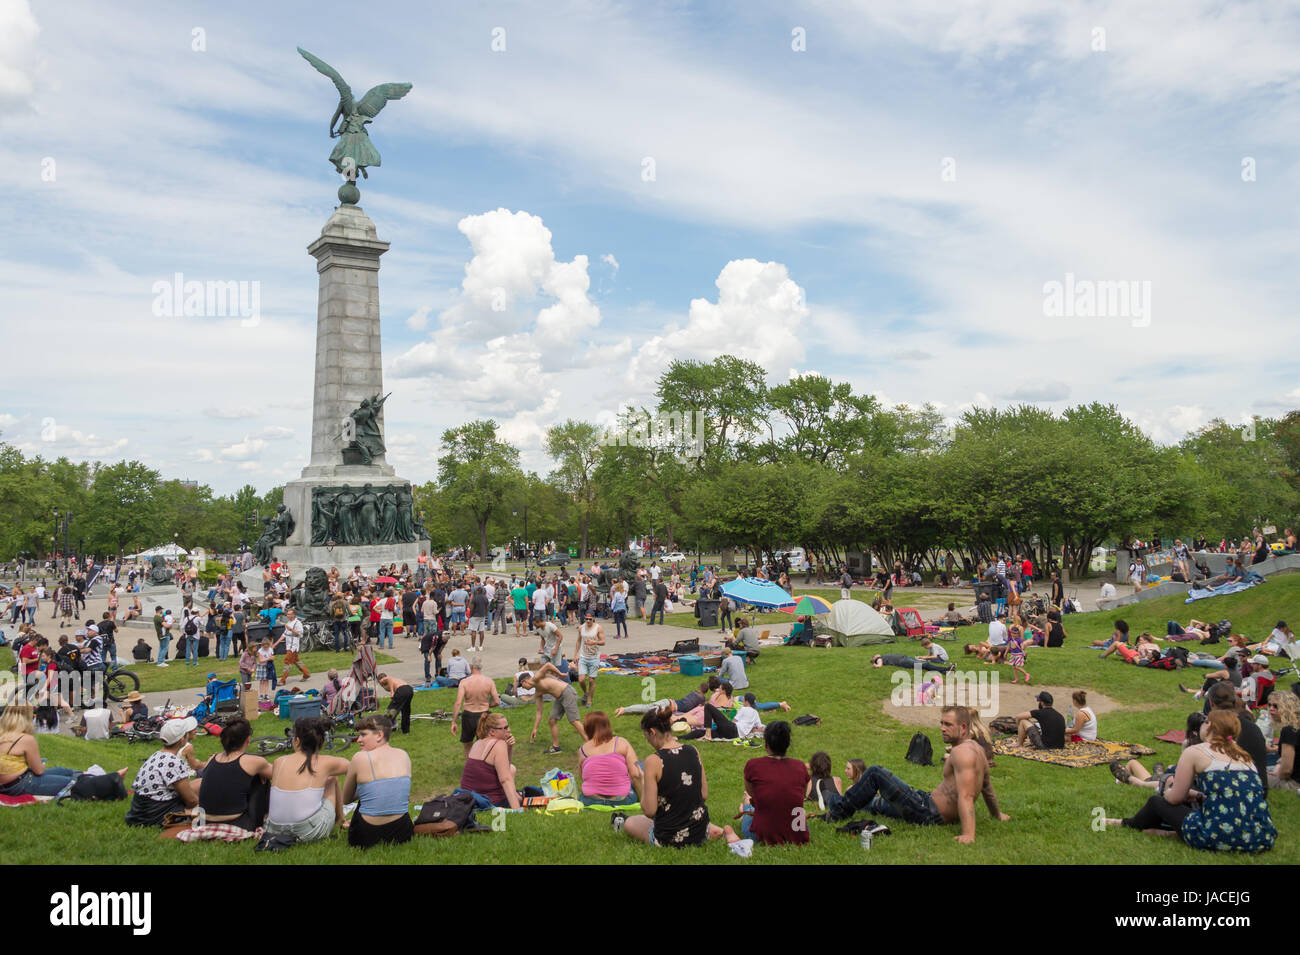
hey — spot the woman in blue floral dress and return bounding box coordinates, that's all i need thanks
[1107,710,1275,852]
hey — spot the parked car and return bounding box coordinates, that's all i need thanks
[662,552,687,563]
[536,552,569,567]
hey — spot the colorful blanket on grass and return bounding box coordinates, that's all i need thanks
[992,738,1157,767]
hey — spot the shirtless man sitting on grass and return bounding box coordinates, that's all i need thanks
[521,662,588,755]
[826,705,1010,843]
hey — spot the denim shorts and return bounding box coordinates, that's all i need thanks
[577,657,601,678]
[450,609,466,624]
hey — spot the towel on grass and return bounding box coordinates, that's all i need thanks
[992,738,1157,767]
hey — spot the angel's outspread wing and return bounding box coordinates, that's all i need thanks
[356,82,413,118]
[298,46,355,116]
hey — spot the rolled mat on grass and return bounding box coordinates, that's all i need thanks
[991,738,1157,767]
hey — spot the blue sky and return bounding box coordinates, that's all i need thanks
[3,0,1299,493]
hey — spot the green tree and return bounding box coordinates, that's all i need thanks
[437,421,523,559]
[86,462,161,556]
[546,420,602,557]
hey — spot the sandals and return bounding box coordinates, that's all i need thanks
[1108,759,1131,784]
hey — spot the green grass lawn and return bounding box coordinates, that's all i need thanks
[3,575,1297,865]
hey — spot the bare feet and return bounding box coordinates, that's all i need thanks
[722,824,740,844]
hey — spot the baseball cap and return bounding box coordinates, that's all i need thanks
[1249,654,1269,666]
[160,716,198,745]
[1035,691,1054,706]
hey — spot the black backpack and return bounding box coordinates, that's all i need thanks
[905,732,934,766]
[184,615,199,636]
[59,772,127,803]
[415,792,477,830]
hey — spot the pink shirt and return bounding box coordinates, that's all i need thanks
[580,744,632,799]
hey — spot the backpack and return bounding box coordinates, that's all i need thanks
[59,645,86,671]
[792,714,821,726]
[183,615,198,636]
[414,792,477,835]
[58,771,127,803]
[332,602,345,620]
[905,732,934,766]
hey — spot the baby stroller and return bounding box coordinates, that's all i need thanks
[326,643,379,717]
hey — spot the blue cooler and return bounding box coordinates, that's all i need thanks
[289,695,322,721]
[678,654,703,676]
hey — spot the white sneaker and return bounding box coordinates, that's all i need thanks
[157,663,169,668]
[728,838,754,859]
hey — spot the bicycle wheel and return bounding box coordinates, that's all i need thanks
[321,733,354,753]
[104,668,141,703]
[251,735,289,755]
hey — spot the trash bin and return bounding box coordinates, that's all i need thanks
[973,581,997,602]
[696,598,719,629]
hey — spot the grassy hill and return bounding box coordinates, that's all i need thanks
[2,574,1296,865]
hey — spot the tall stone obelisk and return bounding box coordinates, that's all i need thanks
[270,204,428,578]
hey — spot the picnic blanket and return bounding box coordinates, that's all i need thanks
[992,738,1157,767]
[1184,579,1262,603]
[0,793,49,807]
[1155,730,1186,745]
[598,651,689,677]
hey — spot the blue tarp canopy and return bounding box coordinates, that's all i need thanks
[721,577,796,610]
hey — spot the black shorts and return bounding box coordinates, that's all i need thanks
[460,710,484,743]
[348,812,413,848]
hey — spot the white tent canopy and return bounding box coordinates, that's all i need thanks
[822,598,895,646]
[125,543,189,559]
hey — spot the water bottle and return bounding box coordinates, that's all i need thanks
[860,828,873,851]
[1066,705,1074,726]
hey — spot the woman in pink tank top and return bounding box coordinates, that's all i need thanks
[578,711,643,806]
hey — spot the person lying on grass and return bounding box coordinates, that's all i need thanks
[1104,710,1276,853]
[520,661,587,755]
[1099,631,1161,665]
[1111,712,1206,794]
[825,705,1010,843]
[871,652,953,674]
[620,704,739,848]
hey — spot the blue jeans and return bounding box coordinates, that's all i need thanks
[423,653,432,683]
[433,677,461,688]
[157,635,171,664]
[0,766,80,797]
[828,766,944,825]
[649,602,664,625]
[379,619,394,648]
[332,621,349,652]
[186,636,199,665]
[613,609,627,637]
[217,632,231,660]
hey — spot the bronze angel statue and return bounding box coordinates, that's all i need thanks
[298,47,412,181]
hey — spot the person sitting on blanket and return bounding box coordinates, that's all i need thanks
[1111,712,1206,792]
[194,717,272,836]
[1252,621,1294,656]
[1104,710,1276,853]
[825,705,1010,844]
[0,705,125,799]
[872,652,954,675]
[1064,690,1098,742]
[1014,691,1066,750]
[124,717,205,826]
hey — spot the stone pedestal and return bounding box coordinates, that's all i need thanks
[271,204,426,581]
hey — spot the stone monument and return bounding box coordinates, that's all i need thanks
[261,49,425,581]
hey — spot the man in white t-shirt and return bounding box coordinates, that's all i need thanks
[279,608,310,682]
[988,619,1008,647]
[648,562,661,581]
[1098,582,1117,600]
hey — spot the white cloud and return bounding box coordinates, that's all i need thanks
[220,437,268,461]
[203,407,260,420]
[1005,382,1070,403]
[0,0,39,108]
[629,259,808,383]
[601,253,619,273]
[255,426,294,440]
[405,304,433,331]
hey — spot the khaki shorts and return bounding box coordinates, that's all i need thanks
[550,685,580,723]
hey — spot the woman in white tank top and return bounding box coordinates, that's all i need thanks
[1067,691,1098,741]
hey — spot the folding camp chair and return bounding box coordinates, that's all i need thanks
[896,608,926,639]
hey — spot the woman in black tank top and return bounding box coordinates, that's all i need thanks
[197,718,272,829]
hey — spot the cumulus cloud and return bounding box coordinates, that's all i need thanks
[405,304,433,331]
[628,259,808,383]
[203,407,260,420]
[255,426,294,440]
[220,437,267,461]
[601,253,619,272]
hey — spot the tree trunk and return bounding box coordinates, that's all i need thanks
[478,518,489,562]
[580,511,589,559]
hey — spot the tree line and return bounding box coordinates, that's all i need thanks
[5,357,1297,576]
